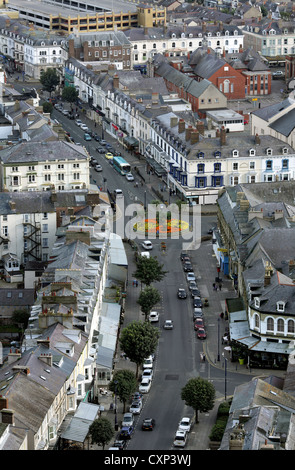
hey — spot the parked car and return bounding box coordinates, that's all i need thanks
[183,262,193,272]
[178,417,192,433]
[188,281,198,291]
[272,70,284,79]
[112,439,127,450]
[182,255,190,264]
[193,308,203,320]
[100,139,107,145]
[180,252,188,261]
[193,297,203,308]
[194,318,204,331]
[95,164,103,172]
[75,119,82,126]
[129,400,142,415]
[122,412,134,427]
[173,430,187,447]
[80,123,89,131]
[187,272,196,282]
[117,426,134,440]
[143,356,153,369]
[191,288,201,298]
[62,109,69,116]
[96,146,105,153]
[142,368,153,381]
[141,418,156,430]
[149,311,159,322]
[139,377,152,393]
[142,240,153,250]
[197,328,207,339]
[177,288,187,299]
[163,320,174,329]
[84,133,91,141]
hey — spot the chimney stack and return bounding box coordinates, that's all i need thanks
[255,134,260,145]
[0,409,14,425]
[190,130,199,144]
[178,119,185,134]
[113,74,119,89]
[185,126,193,141]
[220,126,226,146]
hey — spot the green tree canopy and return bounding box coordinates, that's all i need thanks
[109,369,137,412]
[88,417,114,449]
[40,68,60,96]
[119,321,159,377]
[181,377,215,423]
[137,285,161,321]
[134,255,167,286]
[42,101,53,114]
[62,86,79,103]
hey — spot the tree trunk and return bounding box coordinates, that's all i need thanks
[195,409,199,423]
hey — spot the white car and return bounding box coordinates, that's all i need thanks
[129,400,142,415]
[142,368,153,381]
[149,311,159,322]
[122,412,134,427]
[173,430,187,447]
[142,240,153,250]
[178,417,191,433]
[143,356,153,369]
[75,119,82,126]
[126,173,134,181]
[187,272,196,282]
[95,164,102,172]
[163,320,174,330]
[80,123,89,131]
[139,377,152,393]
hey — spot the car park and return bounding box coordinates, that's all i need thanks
[139,377,152,393]
[149,311,159,322]
[141,418,156,430]
[173,430,187,447]
[197,328,207,339]
[122,412,134,427]
[178,417,192,433]
[163,320,174,329]
[187,273,196,282]
[126,173,134,181]
[95,164,102,172]
[142,368,153,381]
[177,288,187,299]
[129,400,142,414]
[141,240,153,250]
[117,426,134,440]
[193,297,203,308]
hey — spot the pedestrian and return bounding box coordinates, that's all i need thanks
[94,122,96,127]
[213,282,216,291]
[136,280,138,287]
[219,283,222,291]
[220,312,224,319]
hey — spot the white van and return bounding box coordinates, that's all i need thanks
[114,189,123,198]
[141,251,150,259]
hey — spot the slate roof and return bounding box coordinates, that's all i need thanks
[252,97,295,121]
[0,191,54,215]
[269,108,295,137]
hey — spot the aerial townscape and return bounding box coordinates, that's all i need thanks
[1,0,295,455]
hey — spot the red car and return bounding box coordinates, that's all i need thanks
[197,328,207,339]
[194,319,204,331]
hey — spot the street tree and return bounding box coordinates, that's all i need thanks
[42,101,53,114]
[62,86,79,103]
[134,255,167,286]
[137,285,161,321]
[88,417,114,449]
[109,369,137,412]
[181,377,215,423]
[119,320,159,377]
[40,68,60,96]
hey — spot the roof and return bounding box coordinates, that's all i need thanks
[269,108,295,137]
[252,97,295,121]
[61,402,101,442]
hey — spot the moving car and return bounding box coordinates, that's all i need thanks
[142,240,153,250]
[105,152,113,160]
[95,164,102,172]
[197,328,207,339]
[84,133,91,141]
[126,173,134,181]
[129,400,142,415]
[163,320,174,329]
[178,417,191,433]
[122,412,134,427]
[187,272,196,282]
[96,146,105,153]
[173,430,187,447]
[149,311,159,322]
[177,288,187,299]
[142,418,156,431]
[139,377,152,393]
[62,109,69,116]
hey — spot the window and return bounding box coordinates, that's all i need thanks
[73,173,80,180]
[214,163,221,173]
[250,162,255,169]
[282,159,288,169]
[277,318,284,332]
[266,160,272,170]
[233,162,238,171]
[42,224,48,233]
[277,301,285,312]
[44,174,51,181]
[197,163,205,174]
[288,320,295,334]
[254,314,260,329]
[267,317,274,331]
[58,164,64,169]
[42,238,49,248]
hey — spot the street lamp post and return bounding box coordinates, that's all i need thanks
[217,317,220,361]
[114,380,118,430]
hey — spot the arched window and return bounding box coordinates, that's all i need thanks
[288,319,295,333]
[277,318,284,332]
[267,317,274,331]
[254,314,260,329]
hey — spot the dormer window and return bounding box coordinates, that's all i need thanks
[282,147,288,154]
[266,148,272,156]
[249,148,255,156]
[277,301,285,312]
[232,149,239,157]
[254,297,260,309]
